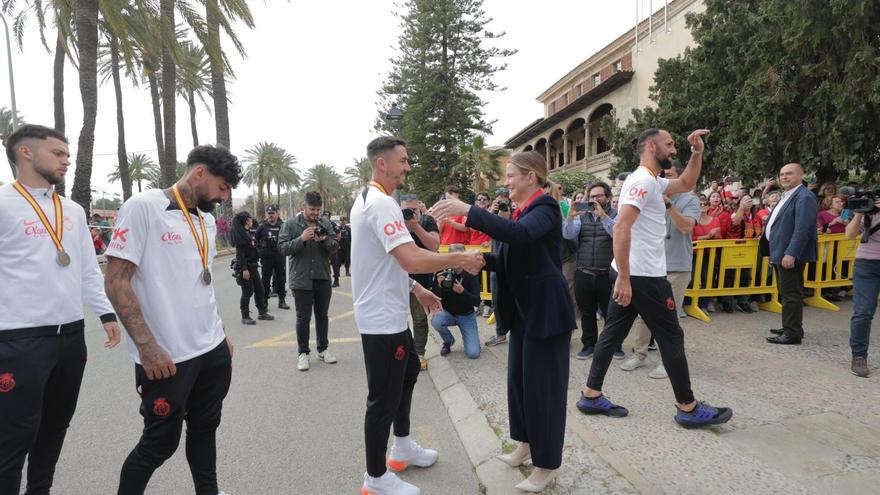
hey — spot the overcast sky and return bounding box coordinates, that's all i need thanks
[0,0,655,199]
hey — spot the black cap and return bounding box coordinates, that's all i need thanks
[266,205,278,213]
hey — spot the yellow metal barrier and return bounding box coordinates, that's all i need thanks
[685,239,781,322]
[802,234,859,311]
[438,244,493,301]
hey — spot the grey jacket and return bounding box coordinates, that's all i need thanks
[278,212,339,290]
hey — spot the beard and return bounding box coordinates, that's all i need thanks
[658,157,673,170]
[34,164,64,185]
[197,197,220,213]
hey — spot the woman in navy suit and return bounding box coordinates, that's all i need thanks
[431,151,576,492]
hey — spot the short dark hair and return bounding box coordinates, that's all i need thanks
[636,128,662,154]
[671,159,685,176]
[367,136,406,165]
[586,181,612,199]
[5,124,68,166]
[304,191,323,207]
[186,145,242,188]
[445,185,460,194]
[476,192,490,201]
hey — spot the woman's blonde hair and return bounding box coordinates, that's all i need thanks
[509,151,549,188]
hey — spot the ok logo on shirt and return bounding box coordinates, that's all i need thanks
[627,186,648,200]
[383,220,406,236]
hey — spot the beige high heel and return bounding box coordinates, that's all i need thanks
[515,468,559,492]
[496,444,531,467]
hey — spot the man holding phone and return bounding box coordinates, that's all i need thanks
[563,182,624,360]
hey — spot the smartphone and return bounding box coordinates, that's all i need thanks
[574,201,593,212]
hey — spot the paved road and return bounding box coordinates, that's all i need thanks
[38,257,480,494]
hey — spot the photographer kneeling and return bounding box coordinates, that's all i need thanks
[430,244,483,359]
[844,196,880,378]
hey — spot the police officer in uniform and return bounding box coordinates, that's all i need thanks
[0,124,120,495]
[256,205,289,309]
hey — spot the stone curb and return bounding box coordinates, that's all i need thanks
[424,335,525,494]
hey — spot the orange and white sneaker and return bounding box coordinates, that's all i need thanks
[386,440,438,472]
[361,471,420,495]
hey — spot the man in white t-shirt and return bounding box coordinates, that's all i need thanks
[104,145,242,495]
[575,128,734,429]
[354,137,485,495]
[0,125,120,494]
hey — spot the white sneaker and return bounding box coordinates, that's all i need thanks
[648,364,667,379]
[362,471,420,495]
[317,350,337,364]
[387,439,438,472]
[297,353,310,371]
[620,355,647,372]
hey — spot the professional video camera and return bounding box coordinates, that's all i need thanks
[439,268,457,289]
[843,186,880,214]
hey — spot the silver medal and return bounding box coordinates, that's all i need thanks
[57,250,71,267]
[201,268,212,285]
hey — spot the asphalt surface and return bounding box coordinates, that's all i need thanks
[34,257,480,494]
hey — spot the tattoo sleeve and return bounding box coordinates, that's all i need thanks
[104,256,156,347]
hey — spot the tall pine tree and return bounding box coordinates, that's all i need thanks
[376,0,514,201]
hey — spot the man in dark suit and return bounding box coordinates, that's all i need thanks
[764,162,818,344]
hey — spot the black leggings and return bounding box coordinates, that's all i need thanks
[361,330,420,478]
[586,275,695,404]
[240,264,267,314]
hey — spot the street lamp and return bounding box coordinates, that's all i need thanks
[386,103,404,122]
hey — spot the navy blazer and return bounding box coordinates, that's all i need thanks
[765,185,818,264]
[466,194,577,340]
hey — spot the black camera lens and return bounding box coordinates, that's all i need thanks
[314,226,328,237]
[497,202,509,212]
[402,208,415,221]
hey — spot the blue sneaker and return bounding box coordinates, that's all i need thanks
[613,349,626,360]
[575,393,629,418]
[576,346,594,360]
[674,401,733,428]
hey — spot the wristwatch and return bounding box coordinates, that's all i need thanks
[409,278,417,292]
[691,146,703,155]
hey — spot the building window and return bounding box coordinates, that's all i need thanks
[575,84,582,97]
[562,94,568,105]
[592,73,601,86]
[614,60,623,72]
[550,102,556,113]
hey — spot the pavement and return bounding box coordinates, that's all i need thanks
[26,255,880,495]
[442,298,880,494]
[37,258,480,495]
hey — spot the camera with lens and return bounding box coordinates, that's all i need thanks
[439,268,457,289]
[846,187,880,214]
[230,259,244,286]
[402,208,416,221]
[497,201,510,212]
[314,225,328,237]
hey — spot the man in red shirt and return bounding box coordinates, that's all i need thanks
[468,192,492,247]
[439,185,469,245]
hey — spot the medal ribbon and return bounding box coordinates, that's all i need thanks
[13,181,65,253]
[369,181,389,196]
[171,185,209,271]
[638,165,658,178]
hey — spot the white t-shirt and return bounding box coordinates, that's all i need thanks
[350,186,414,334]
[104,189,225,363]
[0,183,115,330]
[612,166,670,277]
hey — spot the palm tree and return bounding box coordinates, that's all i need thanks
[69,0,100,211]
[146,160,186,189]
[454,135,507,193]
[159,0,177,187]
[108,153,155,193]
[2,0,74,192]
[302,163,343,213]
[242,142,299,219]
[345,157,373,187]
[175,40,211,147]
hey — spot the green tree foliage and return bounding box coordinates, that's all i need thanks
[301,163,343,213]
[242,142,299,219]
[107,152,155,193]
[607,0,880,186]
[453,135,507,193]
[376,0,514,201]
[549,170,600,197]
[345,157,373,188]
